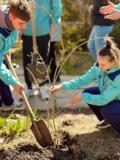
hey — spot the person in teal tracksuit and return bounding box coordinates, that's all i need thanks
[22,0,62,96]
[50,37,120,135]
[0,0,31,96]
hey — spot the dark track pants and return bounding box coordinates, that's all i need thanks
[48,42,60,82]
[83,87,120,134]
[0,61,14,106]
[22,34,50,89]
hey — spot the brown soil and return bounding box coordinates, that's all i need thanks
[0,108,120,160]
[0,131,87,160]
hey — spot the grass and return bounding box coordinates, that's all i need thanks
[0,112,31,137]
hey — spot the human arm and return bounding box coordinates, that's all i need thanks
[28,0,35,11]
[0,30,18,56]
[62,65,96,90]
[51,0,62,23]
[0,63,24,94]
[70,92,82,107]
[81,76,120,106]
[13,82,24,94]
[50,83,63,93]
[104,9,120,20]
[50,0,62,34]
[99,1,120,15]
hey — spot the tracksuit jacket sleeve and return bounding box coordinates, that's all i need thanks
[62,65,96,90]
[0,63,17,85]
[51,0,62,23]
[82,76,120,106]
[115,3,120,10]
[0,31,18,56]
[0,31,18,85]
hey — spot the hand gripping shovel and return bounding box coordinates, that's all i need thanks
[6,55,53,147]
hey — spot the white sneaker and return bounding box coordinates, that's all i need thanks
[2,101,24,111]
[39,87,50,100]
[26,89,34,98]
[95,119,111,129]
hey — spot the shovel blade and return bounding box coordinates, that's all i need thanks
[31,119,53,147]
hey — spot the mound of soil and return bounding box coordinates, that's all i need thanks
[97,154,120,160]
[0,143,86,160]
[1,109,120,160]
[0,131,87,160]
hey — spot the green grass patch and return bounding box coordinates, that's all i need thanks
[0,113,31,136]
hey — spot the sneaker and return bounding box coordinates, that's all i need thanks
[2,101,24,111]
[95,119,111,129]
[39,86,50,100]
[26,89,34,98]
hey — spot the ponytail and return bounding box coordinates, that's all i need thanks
[98,37,120,66]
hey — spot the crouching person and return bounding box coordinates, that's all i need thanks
[0,0,31,110]
[50,37,120,135]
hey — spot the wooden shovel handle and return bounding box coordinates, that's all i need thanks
[6,54,36,120]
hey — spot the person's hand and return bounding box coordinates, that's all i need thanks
[28,0,35,11]
[49,23,56,35]
[13,82,24,94]
[100,1,114,15]
[105,10,120,20]
[49,84,62,93]
[70,93,82,107]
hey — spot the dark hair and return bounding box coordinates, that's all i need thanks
[97,37,120,66]
[9,0,30,22]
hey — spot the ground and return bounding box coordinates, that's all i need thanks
[0,62,120,160]
[0,108,120,160]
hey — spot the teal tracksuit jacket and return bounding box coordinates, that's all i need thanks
[115,4,120,10]
[23,0,62,36]
[0,29,18,85]
[62,63,120,106]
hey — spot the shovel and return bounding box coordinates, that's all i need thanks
[6,55,53,147]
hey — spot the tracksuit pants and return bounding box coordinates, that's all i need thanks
[0,61,14,106]
[22,34,50,89]
[48,42,60,82]
[83,87,120,134]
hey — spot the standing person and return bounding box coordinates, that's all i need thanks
[50,37,120,135]
[0,0,31,110]
[22,0,62,96]
[87,0,115,61]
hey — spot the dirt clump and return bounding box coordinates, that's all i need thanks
[0,142,53,160]
[62,120,73,127]
[0,131,87,160]
[96,153,120,160]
